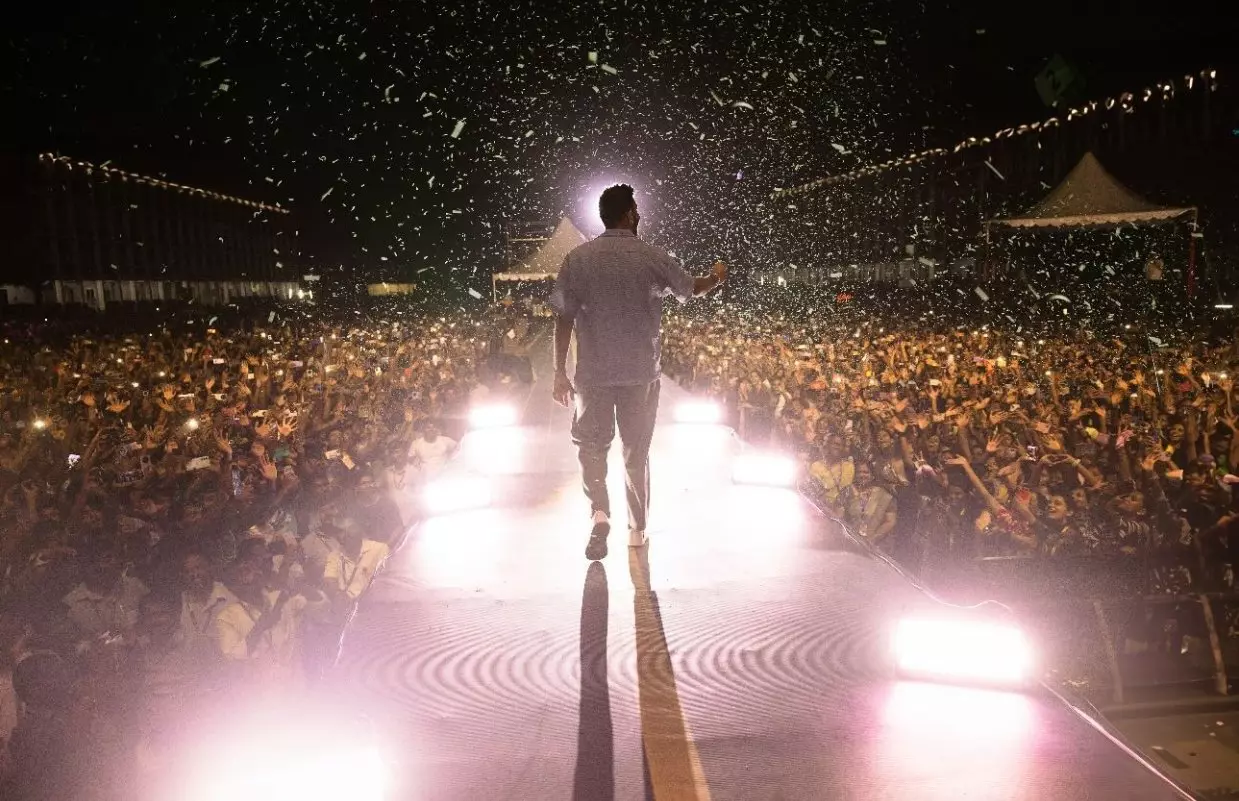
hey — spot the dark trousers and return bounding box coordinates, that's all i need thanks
[570,380,661,532]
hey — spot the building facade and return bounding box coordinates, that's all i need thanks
[0,154,300,308]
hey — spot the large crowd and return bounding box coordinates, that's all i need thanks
[663,307,1238,588]
[3,280,1239,795]
[0,302,544,799]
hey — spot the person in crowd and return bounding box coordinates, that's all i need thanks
[314,510,392,674]
[323,517,391,604]
[176,550,237,659]
[214,543,327,689]
[406,419,457,485]
[840,462,897,544]
[62,543,149,640]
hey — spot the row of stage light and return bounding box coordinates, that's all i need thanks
[424,397,1036,692]
[421,398,801,518]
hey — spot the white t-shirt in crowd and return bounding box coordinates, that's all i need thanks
[408,435,456,476]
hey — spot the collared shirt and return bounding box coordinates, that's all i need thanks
[324,539,390,600]
[178,582,239,658]
[810,458,854,505]
[550,229,695,387]
[300,531,341,580]
[214,589,326,662]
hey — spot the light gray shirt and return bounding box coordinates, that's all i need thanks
[549,229,695,387]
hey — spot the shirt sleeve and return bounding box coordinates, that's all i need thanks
[215,607,250,660]
[648,248,695,303]
[548,255,579,318]
[323,552,342,584]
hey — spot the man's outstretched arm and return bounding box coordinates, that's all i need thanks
[691,260,728,297]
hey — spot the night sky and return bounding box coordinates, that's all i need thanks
[3,0,1233,290]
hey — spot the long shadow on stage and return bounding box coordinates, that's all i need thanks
[574,561,615,801]
[629,547,710,801]
[573,548,710,801]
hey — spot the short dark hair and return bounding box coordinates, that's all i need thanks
[599,184,635,228]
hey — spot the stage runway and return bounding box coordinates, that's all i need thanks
[335,356,1189,800]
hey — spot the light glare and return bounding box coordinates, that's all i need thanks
[424,475,493,515]
[460,427,526,474]
[893,617,1033,686]
[469,403,519,429]
[732,452,797,487]
[674,400,724,425]
[197,744,386,801]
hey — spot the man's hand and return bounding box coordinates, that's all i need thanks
[552,370,575,408]
[712,260,728,283]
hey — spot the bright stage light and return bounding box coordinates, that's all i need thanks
[469,403,519,429]
[893,616,1034,687]
[184,709,390,801]
[423,475,493,515]
[460,426,526,474]
[732,452,798,487]
[674,400,724,425]
[196,744,387,801]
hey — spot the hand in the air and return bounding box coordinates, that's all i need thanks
[712,260,728,283]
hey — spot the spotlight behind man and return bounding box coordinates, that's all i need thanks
[550,184,727,561]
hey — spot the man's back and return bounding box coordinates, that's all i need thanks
[553,229,693,387]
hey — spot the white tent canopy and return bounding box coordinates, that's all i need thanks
[494,217,587,282]
[990,152,1195,229]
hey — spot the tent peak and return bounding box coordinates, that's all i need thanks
[993,151,1193,229]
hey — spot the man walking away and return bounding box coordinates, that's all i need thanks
[550,184,727,560]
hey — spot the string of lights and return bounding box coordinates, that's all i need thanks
[772,68,1220,199]
[36,153,291,214]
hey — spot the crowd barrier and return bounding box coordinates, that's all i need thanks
[939,555,1229,703]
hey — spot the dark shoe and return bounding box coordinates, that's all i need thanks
[585,520,610,560]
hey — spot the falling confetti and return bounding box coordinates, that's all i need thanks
[5,0,1010,306]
